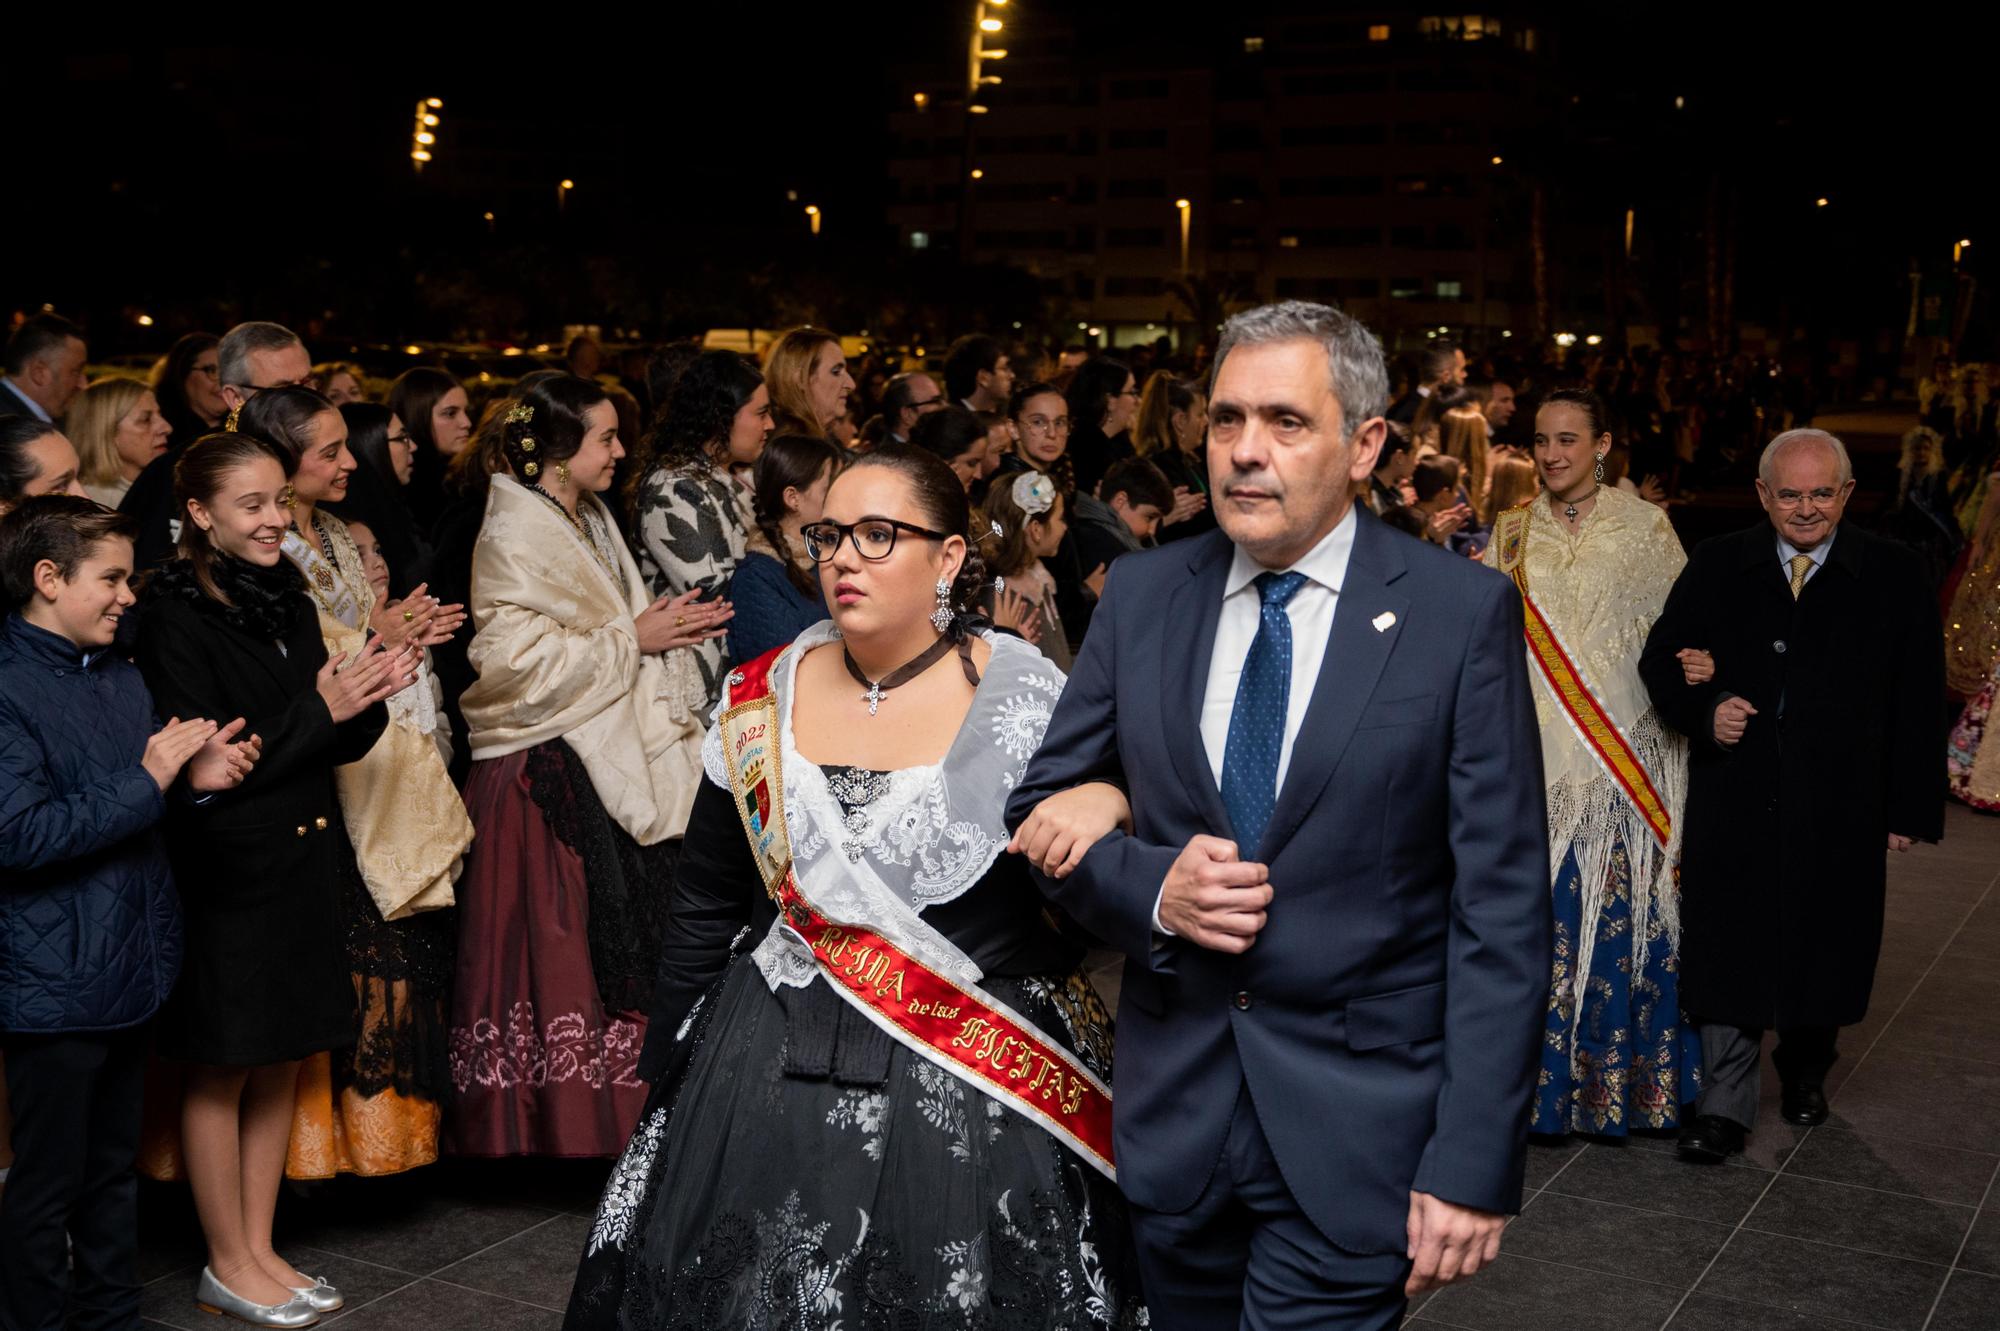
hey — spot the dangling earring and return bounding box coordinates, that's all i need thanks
[556,460,570,487]
[930,578,953,633]
[279,483,296,511]
[1594,455,1605,484]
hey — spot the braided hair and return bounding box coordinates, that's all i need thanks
[1006,380,1078,497]
[751,434,843,598]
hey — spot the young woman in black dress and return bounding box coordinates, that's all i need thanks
[566,448,1146,1329]
[137,432,416,1326]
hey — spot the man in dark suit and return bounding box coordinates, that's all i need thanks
[0,315,90,424]
[1640,428,1945,1162]
[1008,301,1551,1329]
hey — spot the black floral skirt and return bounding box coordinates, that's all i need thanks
[564,953,1149,1329]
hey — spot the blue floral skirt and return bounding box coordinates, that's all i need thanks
[1531,839,1702,1136]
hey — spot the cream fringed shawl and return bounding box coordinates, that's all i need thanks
[283,513,470,921]
[460,475,705,846]
[1485,485,1690,1008]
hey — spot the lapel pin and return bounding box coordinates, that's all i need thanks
[1372,611,1397,633]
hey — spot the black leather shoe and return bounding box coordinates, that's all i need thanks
[1677,1115,1746,1163]
[1781,1083,1829,1126]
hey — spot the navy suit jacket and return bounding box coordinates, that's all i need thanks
[0,380,47,422]
[1007,511,1551,1255]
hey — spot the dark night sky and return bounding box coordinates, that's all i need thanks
[10,6,1994,351]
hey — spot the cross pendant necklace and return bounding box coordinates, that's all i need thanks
[842,633,962,718]
[1560,484,1601,523]
[843,636,952,718]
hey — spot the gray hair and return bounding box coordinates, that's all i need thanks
[1759,428,1852,487]
[1211,300,1389,435]
[217,321,303,388]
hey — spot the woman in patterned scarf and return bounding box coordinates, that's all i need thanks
[625,350,769,714]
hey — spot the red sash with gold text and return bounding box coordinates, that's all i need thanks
[717,649,1116,1179]
[1493,505,1674,851]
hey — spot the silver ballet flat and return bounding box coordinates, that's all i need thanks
[289,1276,344,1313]
[194,1267,320,1327]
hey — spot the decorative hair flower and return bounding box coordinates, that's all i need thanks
[1011,470,1056,517]
[504,402,535,424]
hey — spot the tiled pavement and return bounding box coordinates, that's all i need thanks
[1410,803,2000,1331]
[134,805,2000,1330]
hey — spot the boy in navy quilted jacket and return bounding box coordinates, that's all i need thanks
[0,496,258,1331]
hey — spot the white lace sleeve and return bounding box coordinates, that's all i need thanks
[700,690,730,788]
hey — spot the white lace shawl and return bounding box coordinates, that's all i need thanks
[699,622,1066,995]
[1485,487,1690,1032]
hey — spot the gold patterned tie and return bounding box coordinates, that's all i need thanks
[1788,553,1814,600]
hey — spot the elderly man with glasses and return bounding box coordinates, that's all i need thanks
[1640,428,1946,1163]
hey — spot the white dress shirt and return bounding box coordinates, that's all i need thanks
[1154,507,1357,935]
[1777,530,1833,588]
[1199,505,1358,790]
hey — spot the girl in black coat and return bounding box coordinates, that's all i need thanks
[136,431,415,1323]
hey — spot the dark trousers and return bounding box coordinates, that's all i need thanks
[1127,1083,1410,1331]
[0,1028,148,1331]
[1695,1022,1838,1129]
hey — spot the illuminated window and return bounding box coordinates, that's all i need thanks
[909,231,930,250]
[1368,24,1390,41]
[1278,234,1300,249]
[1417,15,1502,41]
[1436,279,1464,299]
[1243,35,1265,53]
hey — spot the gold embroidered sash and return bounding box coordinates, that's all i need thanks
[718,648,1116,1179]
[1493,504,1674,851]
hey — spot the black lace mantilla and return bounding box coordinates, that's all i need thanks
[523,739,675,1014]
[144,554,306,641]
[331,814,454,1101]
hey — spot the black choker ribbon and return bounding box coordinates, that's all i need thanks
[842,635,980,716]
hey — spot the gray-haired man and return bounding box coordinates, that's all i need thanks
[1640,429,1945,1161]
[1010,302,1550,1327]
[121,322,313,568]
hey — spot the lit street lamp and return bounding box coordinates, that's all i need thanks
[805,204,821,236]
[1174,198,1192,277]
[1956,237,1973,265]
[409,96,442,171]
[558,178,574,215]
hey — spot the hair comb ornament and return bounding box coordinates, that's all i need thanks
[1010,471,1056,517]
[504,402,535,424]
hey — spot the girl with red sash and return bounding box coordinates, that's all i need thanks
[565,447,1146,1328]
[1488,388,1700,1137]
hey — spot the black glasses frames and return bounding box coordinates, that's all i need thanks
[801,517,954,563]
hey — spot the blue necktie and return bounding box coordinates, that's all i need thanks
[1221,571,1309,856]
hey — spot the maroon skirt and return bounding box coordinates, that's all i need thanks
[446,741,668,1157]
